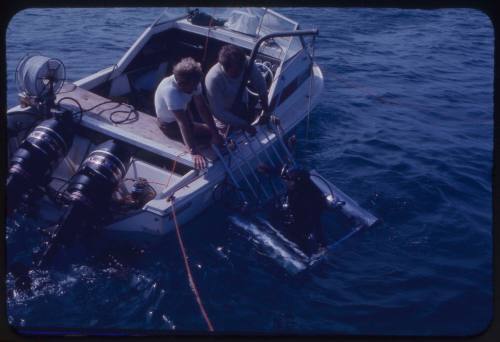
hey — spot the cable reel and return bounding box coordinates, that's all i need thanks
[15,54,66,114]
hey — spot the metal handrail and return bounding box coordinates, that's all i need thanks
[232,29,319,113]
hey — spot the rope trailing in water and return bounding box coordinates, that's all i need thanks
[171,197,214,332]
[166,149,212,331]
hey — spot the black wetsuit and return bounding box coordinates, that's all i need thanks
[274,174,328,255]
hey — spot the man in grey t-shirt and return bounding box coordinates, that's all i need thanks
[205,45,270,136]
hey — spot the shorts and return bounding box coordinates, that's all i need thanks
[157,120,187,142]
[157,119,212,147]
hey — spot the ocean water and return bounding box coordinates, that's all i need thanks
[5,8,493,335]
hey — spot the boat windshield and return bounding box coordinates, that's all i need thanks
[155,8,303,60]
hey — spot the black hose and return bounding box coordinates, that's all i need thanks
[309,173,335,200]
[109,108,139,124]
[56,97,84,123]
[57,95,139,125]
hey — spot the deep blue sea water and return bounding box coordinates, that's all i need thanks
[5,8,493,335]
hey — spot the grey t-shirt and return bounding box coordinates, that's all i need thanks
[205,62,267,129]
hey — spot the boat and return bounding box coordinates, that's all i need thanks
[6,8,377,246]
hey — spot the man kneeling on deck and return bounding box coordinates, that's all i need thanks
[205,45,271,136]
[154,57,223,169]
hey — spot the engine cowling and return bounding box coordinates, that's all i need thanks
[38,140,131,267]
[6,110,75,214]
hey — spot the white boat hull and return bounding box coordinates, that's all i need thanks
[7,8,377,239]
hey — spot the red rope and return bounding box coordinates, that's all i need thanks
[201,18,213,69]
[171,198,214,332]
[165,157,178,189]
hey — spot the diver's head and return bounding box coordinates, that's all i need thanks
[280,164,309,191]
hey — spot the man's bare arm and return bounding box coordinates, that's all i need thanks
[193,95,218,134]
[171,109,197,152]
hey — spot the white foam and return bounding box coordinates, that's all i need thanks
[229,215,308,273]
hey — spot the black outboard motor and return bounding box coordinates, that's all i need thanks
[6,109,75,214]
[38,140,131,267]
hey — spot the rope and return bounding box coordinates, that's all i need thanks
[109,107,139,125]
[123,178,171,188]
[165,150,190,195]
[122,149,212,330]
[57,96,140,125]
[201,17,214,69]
[122,151,186,197]
[56,97,84,123]
[164,157,178,190]
[171,197,214,332]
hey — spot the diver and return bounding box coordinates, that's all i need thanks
[205,44,271,136]
[154,57,223,169]
[270,164,328,255]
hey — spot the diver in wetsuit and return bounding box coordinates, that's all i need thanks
[272,165,328,255]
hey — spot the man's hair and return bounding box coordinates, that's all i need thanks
[218,45,246,71]
[173,57,202,85]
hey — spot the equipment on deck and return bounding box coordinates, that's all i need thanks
[16,55,66,115]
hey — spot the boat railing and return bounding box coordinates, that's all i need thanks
[158,169,199,200]
[209,120,295,206]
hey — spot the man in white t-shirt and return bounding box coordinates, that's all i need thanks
[154,57,223,169]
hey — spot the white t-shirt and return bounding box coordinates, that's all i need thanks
[154,75,202,123]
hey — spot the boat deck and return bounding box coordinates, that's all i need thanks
[56,83,216,168]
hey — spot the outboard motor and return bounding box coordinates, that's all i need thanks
[38,140,131,267]
[6,110,75,214]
